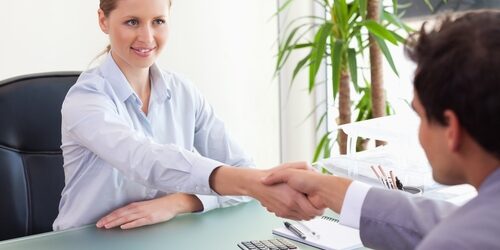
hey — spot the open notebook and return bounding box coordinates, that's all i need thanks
[272,216,362,250]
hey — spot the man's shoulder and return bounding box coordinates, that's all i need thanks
[417,193,500,249]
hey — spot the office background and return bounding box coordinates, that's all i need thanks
[0,0,324,167]
[4,1,493,167]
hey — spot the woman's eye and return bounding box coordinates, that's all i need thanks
[126,19,138,26]
[154,19,166,25]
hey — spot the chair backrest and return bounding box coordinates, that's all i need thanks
[0,72,80,241]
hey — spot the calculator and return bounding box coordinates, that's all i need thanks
[237,238,299,250]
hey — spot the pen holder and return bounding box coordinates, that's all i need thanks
[402,185,423,195]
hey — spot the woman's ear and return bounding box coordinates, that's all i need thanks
[443,110,462,152]
[98,9,109,34]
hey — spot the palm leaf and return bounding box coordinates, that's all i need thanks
[330,39,344,98]
[363,20,398,45]
[313,132,332,162]
[309,22,333,92]
[347,48,358,91]
[373,36,399,76]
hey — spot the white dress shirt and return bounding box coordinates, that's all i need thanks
[53,53,254,230]
[339,181,372,229]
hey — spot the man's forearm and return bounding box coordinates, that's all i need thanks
[317,176,353,213]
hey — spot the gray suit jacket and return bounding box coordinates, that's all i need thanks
[359,168,500,250]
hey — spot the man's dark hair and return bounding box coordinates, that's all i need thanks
[405,10,500,159]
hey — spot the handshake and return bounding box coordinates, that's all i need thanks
[210,162,353,221]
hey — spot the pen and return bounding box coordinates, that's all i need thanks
[284,221,306,240]
[296,221,320,239]
[389,171,397,190]
[395,176,404,190]
[370,165,387,188]
[377,165,390,189]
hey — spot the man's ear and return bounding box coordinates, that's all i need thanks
[98,9,109,34]
[443,110,461,152]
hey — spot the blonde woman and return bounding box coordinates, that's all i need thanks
[53,0,322,231]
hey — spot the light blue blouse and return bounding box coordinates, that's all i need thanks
[53,53,254,230]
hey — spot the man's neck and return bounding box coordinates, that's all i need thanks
[460,139,500,189]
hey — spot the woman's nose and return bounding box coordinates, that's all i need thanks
[137,25,154,44]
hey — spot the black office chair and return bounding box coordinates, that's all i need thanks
[0,72,80,241]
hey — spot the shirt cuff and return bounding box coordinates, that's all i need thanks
[195,195,220,213]
[339,181,372,229]
[182,151,223,195]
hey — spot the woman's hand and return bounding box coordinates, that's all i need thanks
[96,193,203,229]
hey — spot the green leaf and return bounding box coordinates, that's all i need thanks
[330,39,344,98]
[347,48,358,91]
[276,25,302,71]
[271,0,295,18]
[347,1,359,20]
[309,22,333,92]
[424,0,434,12]
[381,10,413,34]
[291,53,311,84]
[276,23,312,71]
[363,20,398,45]
[358,0,367,20]
[391,0,398,14]
[373,36,399,76]
[282,16,324,36]
[386,100,394,115]
[389,30,406,43]
[354,30,366,57]
[315,112,328,132]
[300,100,327,126]
[333,0,348,37]
[323,136,332,158]
[276,24,318,75]
[382,10,403,29]
[288,43,313,50]
[354,87,373,121]
[313,132,331,162]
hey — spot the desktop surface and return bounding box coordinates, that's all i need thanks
[0,201,331,250]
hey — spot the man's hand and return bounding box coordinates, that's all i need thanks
[250,181,324,220]
[96,193,203,229]
[261,168,352,213]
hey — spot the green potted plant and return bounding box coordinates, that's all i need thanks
[275,0,412,159]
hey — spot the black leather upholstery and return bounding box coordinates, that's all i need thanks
[0,72,80,241]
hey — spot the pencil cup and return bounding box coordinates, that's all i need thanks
[402,186,423,195]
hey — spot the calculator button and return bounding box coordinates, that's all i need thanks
[238,239,298,250]
[237,243,254,250]
[276,239,298,249]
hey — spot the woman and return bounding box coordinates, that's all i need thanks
[53,0,321,231]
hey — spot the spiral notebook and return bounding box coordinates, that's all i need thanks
[272,216,362,250]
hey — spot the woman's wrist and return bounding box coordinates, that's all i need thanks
[209,166,264,197]
[165,193,204,214]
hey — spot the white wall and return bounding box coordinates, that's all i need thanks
[0,0,281,167]
[277,0,317,162]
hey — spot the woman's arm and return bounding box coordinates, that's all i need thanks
[96,193,203,229]
[62,85,222,195]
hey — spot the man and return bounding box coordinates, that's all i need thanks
[263,10,500,249]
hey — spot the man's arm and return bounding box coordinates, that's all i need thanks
[359,188,458,250]
[262,167,458,250]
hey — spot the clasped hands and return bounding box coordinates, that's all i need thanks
[253,161,329,221]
